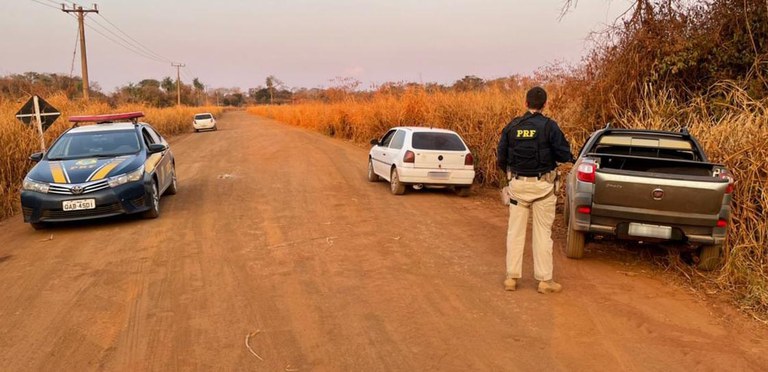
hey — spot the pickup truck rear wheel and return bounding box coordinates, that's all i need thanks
[565,217,585,259]
[697,244,722,271]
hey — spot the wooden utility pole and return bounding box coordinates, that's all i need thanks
[32,96,46,151]
[62,4,99,101]
[172,62,185,106]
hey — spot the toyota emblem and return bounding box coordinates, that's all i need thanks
[70,185,84,195]
[651,188,664,200]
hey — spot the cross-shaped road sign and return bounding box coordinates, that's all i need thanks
[15,95,60,132]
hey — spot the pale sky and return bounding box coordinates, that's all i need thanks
[0,0,634,92]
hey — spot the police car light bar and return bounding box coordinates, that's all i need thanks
[68,112,145,124]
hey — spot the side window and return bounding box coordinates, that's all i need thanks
[141,128,155,147]
[146,126,163,144]
[389,130,405,149]
[380,130,396,147]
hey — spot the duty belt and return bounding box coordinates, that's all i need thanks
[510,170,556,181]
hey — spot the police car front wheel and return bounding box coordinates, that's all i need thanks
[142,181,161,219]
[165,166,178,195]
[30,222,48,230]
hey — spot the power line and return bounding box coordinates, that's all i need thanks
[180,69,194,82]
[34,1,201,96]
[69,20,80,77]
[29,0,60,10]
[86,17,169,63]
[96,13,172,63]
[72,14,168,64]
[32,1,176,65]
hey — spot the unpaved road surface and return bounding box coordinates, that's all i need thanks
[0,111,765,371]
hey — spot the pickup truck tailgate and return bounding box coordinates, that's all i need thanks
[593,170,727,223]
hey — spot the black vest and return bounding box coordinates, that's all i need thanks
[505,113,555,174]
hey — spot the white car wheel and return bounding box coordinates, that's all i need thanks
[367,159,380,182]
[390,169,406,195]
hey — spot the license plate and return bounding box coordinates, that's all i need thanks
[428,172,450,180]
[628,223,672,239]
[62,199,96,211]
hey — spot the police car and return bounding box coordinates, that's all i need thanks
[21,112,177,229]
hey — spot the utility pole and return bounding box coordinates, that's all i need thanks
[172,62,185,106]
[62,4,99,101]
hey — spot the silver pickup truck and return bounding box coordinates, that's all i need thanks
[564,127,734,270]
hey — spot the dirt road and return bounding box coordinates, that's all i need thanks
[0,111,765,371]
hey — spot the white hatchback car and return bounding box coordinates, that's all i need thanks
[368,127,475,196]
[193,113,217,132]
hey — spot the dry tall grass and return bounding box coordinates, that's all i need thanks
[248,85,767,320]
[619,85,767,319]
[0,92,222,219]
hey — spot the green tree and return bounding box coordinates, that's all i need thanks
[160,77,175,93]
[452,75,486,92]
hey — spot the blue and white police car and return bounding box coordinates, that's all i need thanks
[21,112,177,229]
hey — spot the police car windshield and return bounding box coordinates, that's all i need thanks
[411,132,466,151]
[47,130,141,160]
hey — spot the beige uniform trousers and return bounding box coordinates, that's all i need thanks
[506,174,557,281]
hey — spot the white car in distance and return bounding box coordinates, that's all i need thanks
[368,127,475,196]
[193,113,217,132]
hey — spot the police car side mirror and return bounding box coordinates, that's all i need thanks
[370,139,379,146]
[29,152,43,162]
[147,144,167,154]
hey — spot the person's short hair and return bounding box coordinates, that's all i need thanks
[526,86,547,110]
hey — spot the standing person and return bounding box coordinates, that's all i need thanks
[497,86,574,293]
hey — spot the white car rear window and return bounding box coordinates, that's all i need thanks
[411,132,466,151]
[195,114,212,120]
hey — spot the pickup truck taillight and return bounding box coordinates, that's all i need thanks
[719,171,735,194]
[464,153,474,166]
[577,163,596,183]
[403,150,415,163]
[717,219,728,228]
[577,206,592,214]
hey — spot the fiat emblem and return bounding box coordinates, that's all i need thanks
[70,185,84,195]
[651,188,664,200]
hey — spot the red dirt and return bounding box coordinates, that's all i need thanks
[0,111,765,371]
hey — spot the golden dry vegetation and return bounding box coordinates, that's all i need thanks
[0,92,222,220]
[248,84,767,321]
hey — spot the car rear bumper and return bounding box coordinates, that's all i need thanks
[21,181,151,224]
[568,181,727,245]
[193,121,216,129]
[397,167,475,186]
[577,215,727,246]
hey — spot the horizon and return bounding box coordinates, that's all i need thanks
[1,0,634,92]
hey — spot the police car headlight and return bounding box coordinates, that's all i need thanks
[23,178,50,193]
[108,166,144,188]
